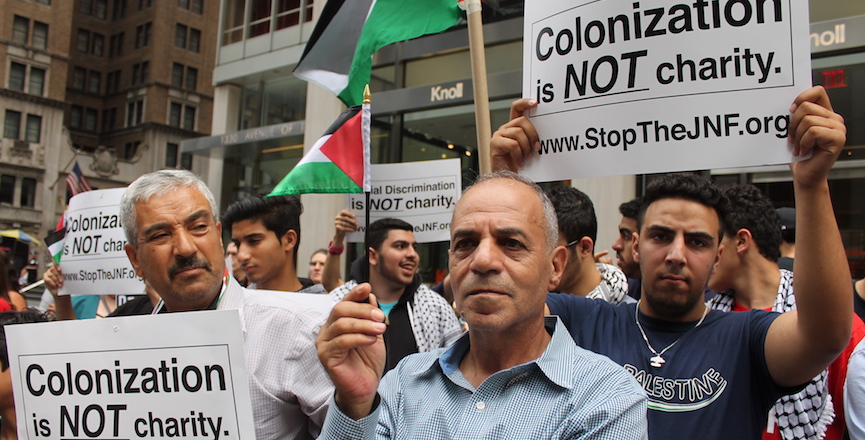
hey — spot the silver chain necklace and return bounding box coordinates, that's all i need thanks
[634,300,710,368]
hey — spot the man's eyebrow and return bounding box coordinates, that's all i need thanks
[619,227,633,234]
[645,224,715,241]
[186,210,211,224]
[451,229,477,241]
[684,231,715,242]
[141,210,211,238]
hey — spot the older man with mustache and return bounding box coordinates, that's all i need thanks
[119,169,333,440]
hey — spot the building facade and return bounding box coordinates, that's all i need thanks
[1,0,218,272]
[190,0,865,282]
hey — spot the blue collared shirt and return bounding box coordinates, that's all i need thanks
[319,317,647,440]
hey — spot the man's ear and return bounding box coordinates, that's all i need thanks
[281,229,298,252]
[578,237,594,258]
[548,245,568,291]
[735,229,752,255]
[632,232,640,264]
[125,243,144,277]
[368,247,379,267]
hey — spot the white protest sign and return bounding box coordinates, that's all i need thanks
[346,159,461,243]
[522,0,811,181]
[8,310,255,440]
[60,188,144,295]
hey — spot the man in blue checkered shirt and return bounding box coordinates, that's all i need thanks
[316,172,648,439]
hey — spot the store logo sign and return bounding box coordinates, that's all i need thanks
[811,24,845,49]
[431,83,464,102]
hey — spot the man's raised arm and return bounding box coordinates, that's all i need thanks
[765,85,851,387]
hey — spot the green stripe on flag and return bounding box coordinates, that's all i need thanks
[270,162,363,195]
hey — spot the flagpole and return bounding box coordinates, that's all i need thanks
[463,0,492,175]
[363,85,372,284]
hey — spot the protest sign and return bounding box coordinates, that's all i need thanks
[59,188,144,295]
[346,159,461,243]
[8,310,255,439]
[522,0,811,181]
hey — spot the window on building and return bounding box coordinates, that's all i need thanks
[70,106,83,129]
[182,106,195,131]
[189,28,201,53]
[9,63,26,92]
[181,152,192,170]
[249,0,272,37]
[185,67,197,91]
[176,24,187,48]
[106,70,120,93]
[276,0,314,30]
[178,0,188,8]
[191,0,202,14]
[87,70,101,94]
[73,67,86,89]
[102,107,117,132]
[36,0,51,4]
[165,142,179,167]
[84,109,97,132]
[80,0,93,14]
[20,178,36,208]
[109,32,124,57]
[138,0,151,10]
[25,114,41,143]
[135,22,151,48]
[0,176,14,204]
[127,99,143,126]
[95,0,107,18]
[32,22,48,50]
[123,141,140,160]
[92,33,104,56]
[13,16,29,45]
[169,102,182,126]
[113,0,126,19]
[77,29,91,52]
[29,67,45,96]
[4,111,21,139]
[131,61,148,85]
[172,63,184,87]
[222,0,244,45]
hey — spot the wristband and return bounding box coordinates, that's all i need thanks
[328,241,344,255]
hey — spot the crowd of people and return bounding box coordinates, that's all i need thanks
[0,85,860,439]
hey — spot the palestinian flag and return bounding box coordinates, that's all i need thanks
[268,103,371,196]
[45,228,66,265]
[294,0,460,106]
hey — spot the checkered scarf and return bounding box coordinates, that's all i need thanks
[707,269,833,440]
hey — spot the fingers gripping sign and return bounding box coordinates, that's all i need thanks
[316,283,387,420]
[788,86,847,187]
[490,99,542,172]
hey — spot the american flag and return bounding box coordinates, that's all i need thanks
[65,161,93,196]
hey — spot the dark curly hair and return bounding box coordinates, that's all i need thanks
[720,184,781,262]
[547,186,597,246]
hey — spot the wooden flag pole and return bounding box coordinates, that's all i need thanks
[464,0,492,175]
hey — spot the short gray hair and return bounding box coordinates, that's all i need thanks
[464,171,559,253]
[120,169,218,247]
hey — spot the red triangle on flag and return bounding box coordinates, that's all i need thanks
[320,110,365,187]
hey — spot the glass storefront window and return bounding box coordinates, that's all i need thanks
[222,0,245,45]
[262,77,307,125]
[404,41,522,88]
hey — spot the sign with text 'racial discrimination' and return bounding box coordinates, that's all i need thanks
[8,310,255,440]
[59,188,145,296]
[521,0,811,181]
[346,158,461,243]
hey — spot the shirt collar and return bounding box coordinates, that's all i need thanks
[432,316,577,390]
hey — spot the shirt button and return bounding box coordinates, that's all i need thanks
[476,401,486,411]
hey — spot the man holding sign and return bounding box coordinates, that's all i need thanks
[120,170,332,440]
[493,86,851,440]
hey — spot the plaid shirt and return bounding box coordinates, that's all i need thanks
[320,317,647,440]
